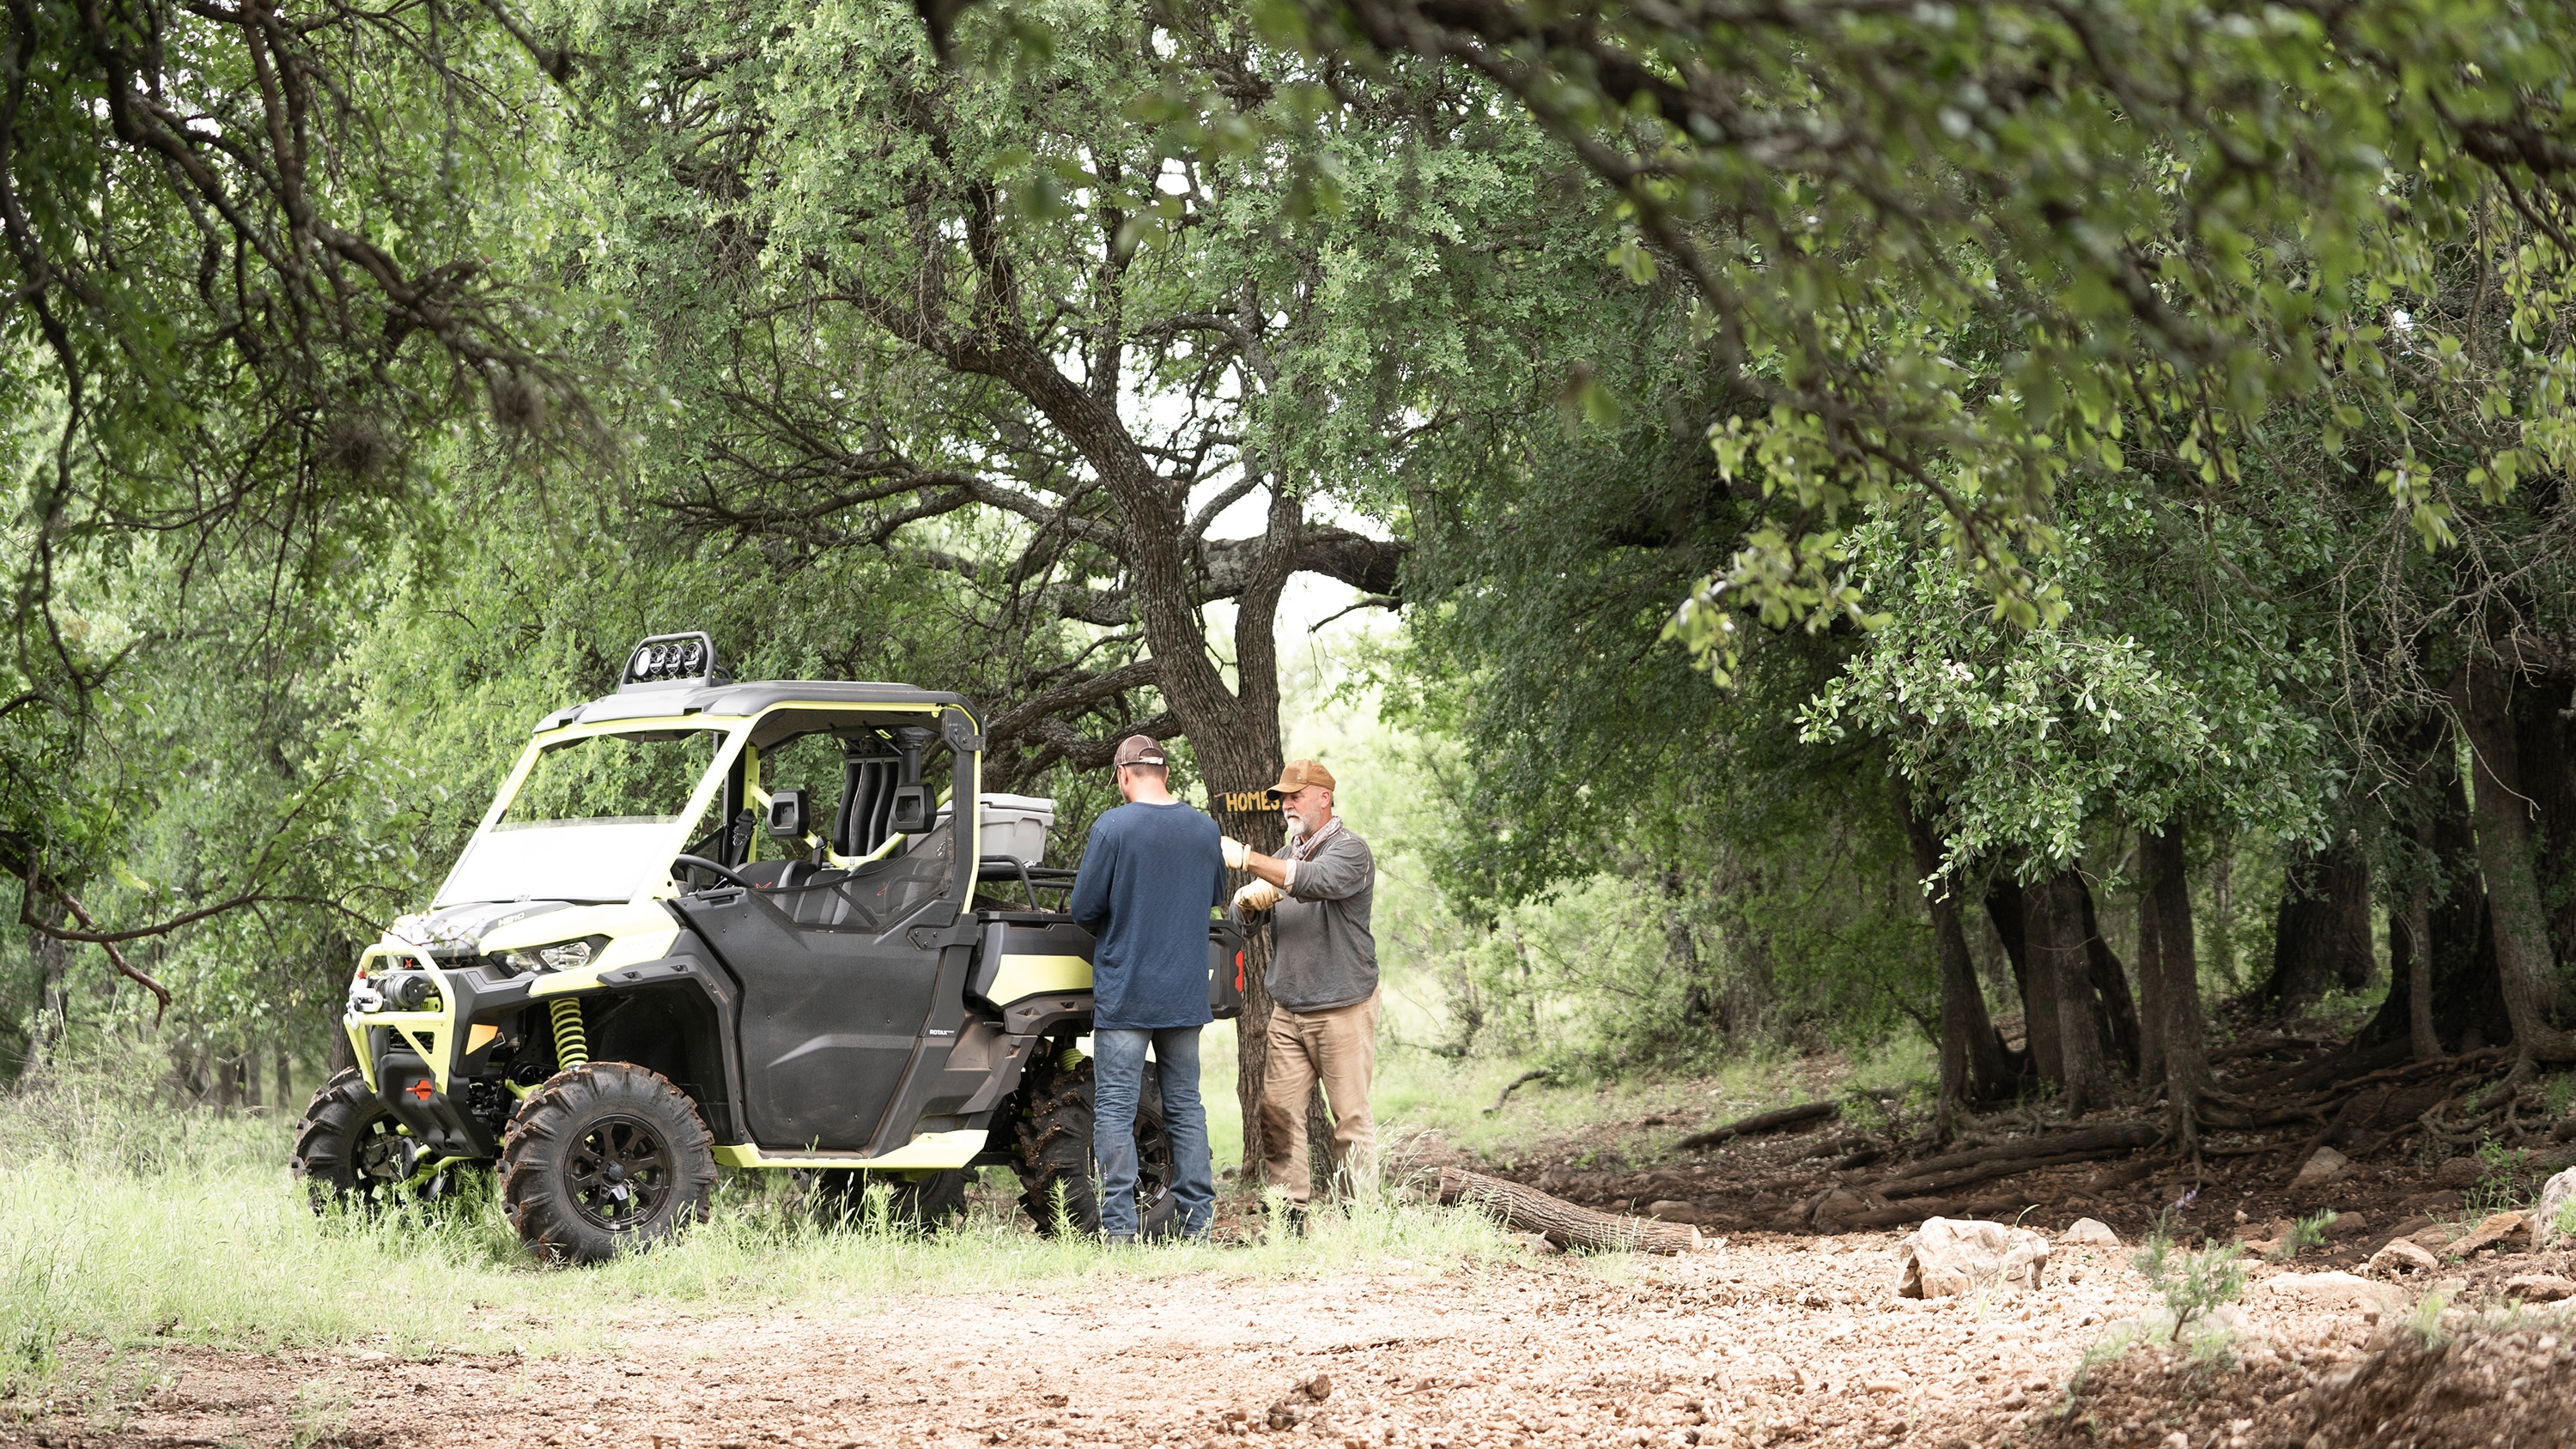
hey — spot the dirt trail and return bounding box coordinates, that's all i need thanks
[26,1226,2572,1449]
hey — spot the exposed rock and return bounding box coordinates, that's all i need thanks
[1894,1216,2049,1299]
[2061,1217,2119,1246]
[2255,1271,2399,1313]
[2505,1273,2576,1302]
[2408,1224,2460,1256]
[2397,1189,2464,1216]
[2434,1155,2484,1190]
[1811,1187,1872,1228]
[2537,1166,2576,1249]
[2447,1210,2529,1258]
[2322,1210,2368,1240]
[2293,1147,2350,1189]
[2366,1239,2439,1277]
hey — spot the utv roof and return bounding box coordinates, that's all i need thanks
[538,681,981,732]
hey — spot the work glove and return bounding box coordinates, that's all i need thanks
[1233,879,1282,916]
[1220,835,1250,870]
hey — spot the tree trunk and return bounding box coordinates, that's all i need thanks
[2134,868,2168,1091]
[2453,651,2574,1067]
[2074,879,2142,1076]
[2028,871,2112,1113]
[2209,839,2239,988]
[2355,729,2516,1059]
[2260,840,2373,1014]
[1896,798,2015,1122]
[2141,827,2210,1151]
[2512,668,2576,965]
[2398,858,2439,1061]
[1987,877,2055,1083]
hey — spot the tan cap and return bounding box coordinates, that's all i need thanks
[1113,734,1169,770]
[1267,759,1336,797]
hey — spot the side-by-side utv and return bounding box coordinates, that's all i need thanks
[290,633,1241,1261]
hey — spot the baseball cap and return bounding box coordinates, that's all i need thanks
[1113,735,1169,770]
[1267,759,1336,797]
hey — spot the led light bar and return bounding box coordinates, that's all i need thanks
[619,631,729,690]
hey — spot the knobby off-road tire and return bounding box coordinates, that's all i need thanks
[499,1062,717,1264]
[290,1068,413,1211]
[811,1168,970,1229]
[1013,1053,1177,1238]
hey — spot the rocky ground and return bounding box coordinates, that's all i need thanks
[12,1208,2576,1449]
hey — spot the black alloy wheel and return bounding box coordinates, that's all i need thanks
[499,1062,717,1264]
[565,1114,679,1231]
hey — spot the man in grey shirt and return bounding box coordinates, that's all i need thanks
[1223,759,1377,1222]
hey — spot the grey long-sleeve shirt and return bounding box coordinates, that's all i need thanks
[1267,820,1377,1012]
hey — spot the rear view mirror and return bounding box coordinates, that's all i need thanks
[887,784,933,835]
[764,787,811,840]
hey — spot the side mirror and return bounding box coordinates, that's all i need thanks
[764,788,811,840]
[887,783,933,835]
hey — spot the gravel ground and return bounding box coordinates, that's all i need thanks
[19,1219,2574,1449]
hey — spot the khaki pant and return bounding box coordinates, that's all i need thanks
[1259,993,1379,1204]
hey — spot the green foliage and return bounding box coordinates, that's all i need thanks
[0,1048,1514,1370]
[2268,1211,2336,1263]
[1277,0,2576,677]
[2466,1137,2536,1217]
[2131,1201,2247,1343]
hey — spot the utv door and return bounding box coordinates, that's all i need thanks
[678,821,966,1152]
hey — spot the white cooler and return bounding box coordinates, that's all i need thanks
[938,792,1057,865]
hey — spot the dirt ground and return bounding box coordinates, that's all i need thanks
[19,1035,2576,1449]
[15,1216,2576,1449]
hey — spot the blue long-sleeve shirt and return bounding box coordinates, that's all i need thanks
[1067,800,1226,1029]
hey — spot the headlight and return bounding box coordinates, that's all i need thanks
[496,935,611,975]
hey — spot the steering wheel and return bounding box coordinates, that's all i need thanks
[671,854,754,890]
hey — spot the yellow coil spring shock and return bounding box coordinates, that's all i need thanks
[550,997,590,1070]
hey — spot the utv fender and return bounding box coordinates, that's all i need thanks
[517,946,751,1144]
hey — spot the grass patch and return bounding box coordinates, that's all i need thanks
[0,1056,1515,1389]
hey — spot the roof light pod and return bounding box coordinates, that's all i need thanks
[618,632,731,691]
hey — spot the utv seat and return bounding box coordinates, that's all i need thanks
[744,822,957,934]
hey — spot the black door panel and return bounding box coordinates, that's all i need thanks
[679,843,955,1150]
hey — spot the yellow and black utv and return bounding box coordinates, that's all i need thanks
[290,633,1242,1261]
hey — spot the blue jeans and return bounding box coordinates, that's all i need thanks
[1091,1026,1214,1240]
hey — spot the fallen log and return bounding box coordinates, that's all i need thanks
[1677,1100,1838,1150]
[1435,1167,1704,1253]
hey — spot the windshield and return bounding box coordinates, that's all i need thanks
[437,730,730,906]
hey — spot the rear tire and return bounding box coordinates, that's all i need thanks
[498,1062,716,1264]
[811,1168,969,1229]
[1012,1052,1176,1238]
[289,1069,412,1211]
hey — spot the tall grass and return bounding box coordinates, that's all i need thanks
[0,1055,1512,1391]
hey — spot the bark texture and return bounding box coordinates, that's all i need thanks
[2028,870,2113,1114]
[2261,841,2375,1013]
[1897,799,2016,1116]
[2454,651,2574,1066]
[2142,827,2210,1150]
[1435,1167,1703,1253]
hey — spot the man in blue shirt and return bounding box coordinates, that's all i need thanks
[1066,734,1225,1243]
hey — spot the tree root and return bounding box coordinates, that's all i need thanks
[1676,1100,1838,1150]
